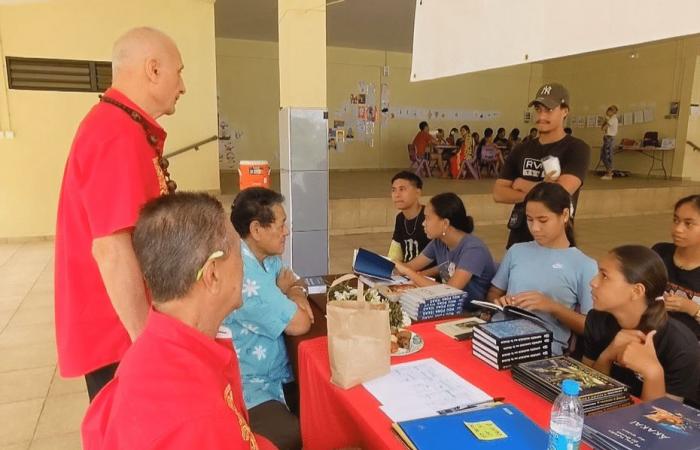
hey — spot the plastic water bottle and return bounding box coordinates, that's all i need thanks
[548,379,584,450]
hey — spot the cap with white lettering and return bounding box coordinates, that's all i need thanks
[528,83,570,109]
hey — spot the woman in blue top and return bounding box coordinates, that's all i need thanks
[395,192,496,305]
[486,183,597,355]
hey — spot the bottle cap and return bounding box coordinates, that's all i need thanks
[561,379,580,396]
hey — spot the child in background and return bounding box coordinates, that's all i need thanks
[600,105,618,180]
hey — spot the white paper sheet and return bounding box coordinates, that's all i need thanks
[362,358,492,422]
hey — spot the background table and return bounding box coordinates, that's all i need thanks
[298,320,592,450]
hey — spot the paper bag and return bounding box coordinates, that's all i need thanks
[327,300,391,389]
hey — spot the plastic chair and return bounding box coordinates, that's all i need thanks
[480,144,500,178]
[407,144,431,177]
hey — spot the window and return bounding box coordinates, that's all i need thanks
[6,57,112,92]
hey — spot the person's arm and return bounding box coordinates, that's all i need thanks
[486,285,506,302]
[284,288,312,336]
[388,240,403,262]
[511,291,587,335]
[92,230,149,341]
[618,331,666,401]
[663,293,700,318]
[587,329,645,375]
[276,269,313,334]
[419,266,440,278]
[395,262,438,288]
[445,269,473,291]
[493,178,527,204]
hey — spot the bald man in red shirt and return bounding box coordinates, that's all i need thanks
[82,192,276,450]
[54,27,186,400]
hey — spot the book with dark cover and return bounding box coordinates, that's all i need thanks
[352,247,395,281]
[512,356,629,402]
[473,337,551,359]
[471,300,549,329]
[392,403,548,450]
[473,319,552,346]
[472,345,549,370]
[473,334,551,354]
[583,397,700,450]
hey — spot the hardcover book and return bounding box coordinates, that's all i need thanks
[512,356,629,402]
[583,397,700,450]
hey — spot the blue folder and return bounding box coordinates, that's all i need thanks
[393,404,548,450]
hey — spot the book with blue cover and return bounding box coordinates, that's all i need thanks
[392,403,547,450]
[352,248,395,281]
[583,397,700,450]
[474,319,552,345]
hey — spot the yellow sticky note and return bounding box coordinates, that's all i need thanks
[464,420,508,441]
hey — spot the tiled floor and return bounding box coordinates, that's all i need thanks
[0,213,674,449]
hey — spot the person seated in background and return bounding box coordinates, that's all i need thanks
[494,127,508,147]
[225,187,314,450]
[447,127,460,145]
[584,245,700,402]
[486,183,597,355]
[652,195,700,341]
[449,125,473,179]
[479,128,504,172]
[435,128,447,144]
[388,171,430,263]
[412,121,444,176]
[82,192,275,450]
[476,127,492,164]
[395,193,496,305]
[508,128,521,149]
[522,127,538,143]
[471,132,480,154]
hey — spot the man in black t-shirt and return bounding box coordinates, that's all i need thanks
[493,83,590,248]
[388,171,430,262]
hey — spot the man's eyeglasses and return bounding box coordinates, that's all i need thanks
[196,250,225,281]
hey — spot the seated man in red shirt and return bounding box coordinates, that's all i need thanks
[412,121,443,176]
[82,192,275,450]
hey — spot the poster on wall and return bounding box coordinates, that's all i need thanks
[624,111,634,125]
[217,112,240,171]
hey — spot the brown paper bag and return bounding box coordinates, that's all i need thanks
[327,299,391,389]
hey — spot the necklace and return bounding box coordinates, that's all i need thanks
[674,254,700,271]
[99,95,177,193]
[403,208,421,236]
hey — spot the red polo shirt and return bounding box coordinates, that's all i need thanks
[82,311,275,450]
[54,88,169,377]
[412,130,432,158]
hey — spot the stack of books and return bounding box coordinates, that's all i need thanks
[471,319,552,370]
[512,356,632,415]
[583,397,700,450]
[399,285,468,321]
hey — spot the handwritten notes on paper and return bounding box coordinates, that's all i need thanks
[362,358,492,422]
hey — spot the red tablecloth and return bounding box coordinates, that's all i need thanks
[299,320,592,450]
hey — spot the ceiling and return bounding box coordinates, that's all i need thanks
[214,0,416,52]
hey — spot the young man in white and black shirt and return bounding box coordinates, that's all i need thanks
[388,171,430,263]
[493,83,591,248]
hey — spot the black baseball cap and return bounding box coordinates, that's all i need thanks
[528,83,570,109]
